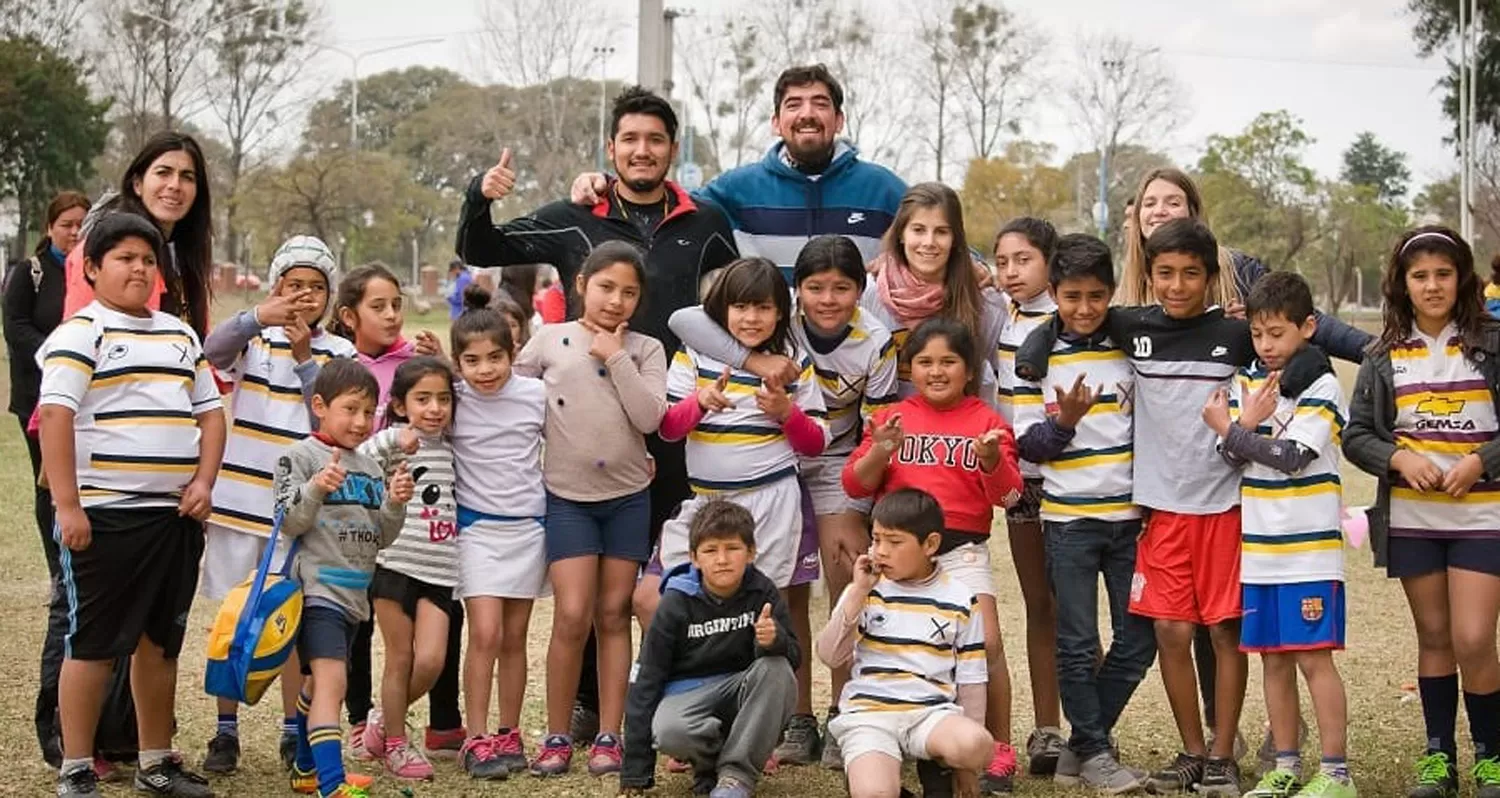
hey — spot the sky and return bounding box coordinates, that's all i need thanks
[312,0,1456,190]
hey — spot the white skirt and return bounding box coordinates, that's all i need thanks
[200,523,295,601]
[456,515,550,599]
[658,475,803,588]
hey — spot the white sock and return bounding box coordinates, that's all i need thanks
[59,757,92,777]
[138,749,172,771]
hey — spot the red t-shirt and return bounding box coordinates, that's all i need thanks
[843,394,1024,536]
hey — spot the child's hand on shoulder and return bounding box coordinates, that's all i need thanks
[313,450,347,494]
[584,320,627,362]
[397,427,421,455]
[697,367,733,414]
[744,352,799,386]
[755,375,793,422]
[753,603,777,647]
[388,461,415,504]
[1201,387,1232,437]
[1052,374,1100,429]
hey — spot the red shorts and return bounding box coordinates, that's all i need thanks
[1129,507,1242,625]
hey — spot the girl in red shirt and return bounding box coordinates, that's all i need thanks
[842,316,1025,788]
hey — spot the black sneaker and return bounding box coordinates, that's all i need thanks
[772,713,822,766]
[917,759,954,798]
[278,731,297,772]
[1409,751,1460,798]
[1145,751,1205,794]
[200,733,239,775]
[692,768,717,796]
[569,702,600,745]
[57,766,100,798]
[135,755,214,797]
[1198,757,1242,796]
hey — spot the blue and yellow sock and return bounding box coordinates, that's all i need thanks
[283,716,298,737]
[309,725,345,797]
[294,692,315,773]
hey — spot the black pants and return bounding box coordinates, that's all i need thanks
[24,415,62,764]
[1196,625,1217,726]
[574,434,688,717]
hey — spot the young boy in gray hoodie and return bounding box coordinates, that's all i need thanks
[273,358,412,797]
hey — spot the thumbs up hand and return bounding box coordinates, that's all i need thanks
[314,449,347,494]
[697,367,734,414]
[754,602,777,648]
[481,147,516,201]
[388,461,415,505]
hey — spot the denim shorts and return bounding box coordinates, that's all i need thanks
[544,489,652,564]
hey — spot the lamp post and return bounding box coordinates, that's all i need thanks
[593,46,617,171]
[312,38,445,150]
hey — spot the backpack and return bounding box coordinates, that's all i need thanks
[204,509,303,705]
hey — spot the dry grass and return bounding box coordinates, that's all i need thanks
[0,315,1458,796]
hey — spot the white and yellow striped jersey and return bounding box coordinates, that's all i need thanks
[839,569,987,715]
[1230,365,1346,584]
[997,293,1056,478]
[1013,337,1138,523]
[37,301,223,509]
[665,345,829,493]
[210,326,356,536]
[1389,324,1500,540]
[791,308,899,457]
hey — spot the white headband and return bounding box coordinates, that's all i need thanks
[1399,231,1459,256]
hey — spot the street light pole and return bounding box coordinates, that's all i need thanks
[594,46,616,171]
[309,38,443,150]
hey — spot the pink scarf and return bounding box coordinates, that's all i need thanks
[872,252,945,327]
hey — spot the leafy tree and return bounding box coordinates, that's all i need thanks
[961,140,1072,247]
[1059,144,1173,249]
[302,66,468,154]
[948,0,1043,160]
[1315,182,1408,313]
[1408,0,1500,139]
[1197,110,1320,271]
[1414,173,1460,227]
[1340,131,1411,205]
[0,36,109,259]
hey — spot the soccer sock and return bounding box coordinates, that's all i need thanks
[138,749,171,771]
[309,725,346,796]
[294,692,315,773]
[217,713,239,738]
[1320,756,1350,782]
[1464,689,1500,760]
[1275,750,1301,774]
[282,716,298,737]
[1419,674,1460,759]
[59,758,92,777]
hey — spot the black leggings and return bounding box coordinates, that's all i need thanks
[25,415,62,763]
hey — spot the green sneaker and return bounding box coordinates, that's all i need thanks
[1473,756,1500,798]
[1245,769,1300,798]
[1409,752,1459,798]
[1294,773,1357,798]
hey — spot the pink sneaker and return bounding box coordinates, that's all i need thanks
[529,734,573,776]
[383,738,434,780]
[348,721,377,762]
[587,734,622,776]
[492,727,528,773]
[980,741,1019,793]
[360,709,387,759]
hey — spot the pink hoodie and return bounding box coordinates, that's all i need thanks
[358,337,416,427]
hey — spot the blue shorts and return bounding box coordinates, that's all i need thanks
[545,489,652,564]
[297,604,359,673]
[1240,581,1345,653]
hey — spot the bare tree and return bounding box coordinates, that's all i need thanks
[919,5,962,182]
[0,0,88,54]
[92,0,216,138]
[674,13,769,171]
[1065,33,1184,183]
[823,11,922,177]
[950,0,1044,160]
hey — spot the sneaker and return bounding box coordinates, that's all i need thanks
[57,766,100,798]
[1198,757,1242,796]
[1079,750,1144,795]
[918,759,955,798]
[1054,746,1082,786]
[94,756,125,783]
[348,721,375,762]
[821,711,844,770]
[134,755,214,797]
[773,713,822,766]
[709,775,754,798]
[570,702,600,744]
[587,733,623,776]
[486,727,524,773]
[530,734,573,776]
[1245,769,1301,797]
[360,708,387,759]
[278,731,298,771]
[1146,752,1206,794]
[692,768,717,796]
[1027,727,1067,776]
[200,732,239,775]
[1475,757,1500,798]
[460,736,509,780]
[290,765,318,794]
[980,741,1018,794]
[1295,772,1358,797]
[384,738,434,780]
[327,783,371,798]
[1256,718,1311,776]
[424,725,467,760]
[1408,752,1459,798]
[667,756,693,774]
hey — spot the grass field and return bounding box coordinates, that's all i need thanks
[0,303,1464,797]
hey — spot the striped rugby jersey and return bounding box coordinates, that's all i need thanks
[37,301,222,509]
[858,282,1009,409]
[1230,366,1346,583]
[791,308,899,457]
[1389,324,1500,539]
[1111,306,1254,514]
[210,326,356,536]
[839,569,987,715]
[1013,335,1138,523]
[665,345,829,493]
[361,427,459,588]
[997,292,1057,478]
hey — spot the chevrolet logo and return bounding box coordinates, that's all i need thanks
[1416,396,1466,416]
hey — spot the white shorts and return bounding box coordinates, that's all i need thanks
[659,475,803,588]
[829,704,960,763]
[800,454,871,517]
[937,542,995,597]
[457,516,550,599]
[200,523,295,601]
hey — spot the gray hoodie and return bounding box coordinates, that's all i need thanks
[273,435,405,621]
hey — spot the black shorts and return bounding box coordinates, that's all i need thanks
[297,604,359,673]
[1387,535,1500,579]
[646,434,690,541]
[58,507,203,661]
[370,565,453,619]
